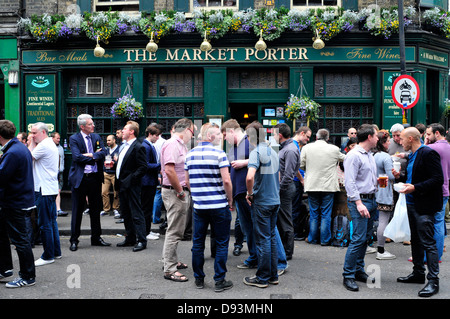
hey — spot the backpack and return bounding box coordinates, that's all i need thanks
[331,215,352,247]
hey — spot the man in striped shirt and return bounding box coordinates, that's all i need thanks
[185,123,234,292]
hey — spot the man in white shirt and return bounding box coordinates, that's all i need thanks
[28,122,61,267]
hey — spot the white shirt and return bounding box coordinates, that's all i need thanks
[31,137,59,195]
[116,138,136,179]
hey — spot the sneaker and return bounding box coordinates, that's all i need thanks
[237,263,256,269]
[34,258,55,267]
[57,210,68,217]
[5,277,35,288]
[100,211,109,216]
[376,251,396,260]
[268,277,279,285]
[146,232,159,240]
[113,210,120,217]
[215,279,233,292]
[83,208,90,215]
[243,276,268,288]
[195,277,204,289]
[0,269,13,281]
[366,246,377,254]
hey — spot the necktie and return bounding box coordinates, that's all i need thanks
[85,135,97,173]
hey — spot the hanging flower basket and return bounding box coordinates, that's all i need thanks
[285,94,321,127]
[111,94,144,120]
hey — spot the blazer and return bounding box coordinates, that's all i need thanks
[300,140,346,192]
[0,138,35,209]
[141,139,161,187]
[115,139,147,191]
[403,145,444,215]
[68,132,106,189]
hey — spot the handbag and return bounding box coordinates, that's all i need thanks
[383,193,410,242]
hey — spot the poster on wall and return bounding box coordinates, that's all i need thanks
[25,74,56,132]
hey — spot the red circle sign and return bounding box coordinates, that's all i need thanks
[391,75,420,109]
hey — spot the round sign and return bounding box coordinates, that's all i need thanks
[391,75,420,109]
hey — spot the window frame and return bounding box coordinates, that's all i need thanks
[291,0,341,10]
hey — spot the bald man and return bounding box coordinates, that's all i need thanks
[393,127,443,297]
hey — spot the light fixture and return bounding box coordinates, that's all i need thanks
[255,30,267,51]
[146,32,158,53]
[94,37,105,57]
[312,29,325,50]
[200,31,212,52]
[244,113,249,119]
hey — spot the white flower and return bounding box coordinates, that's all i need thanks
[193,9,204,19]
[155,12,168,26]
[65,13,83,29]
[17,17,31,29]
[209,12,224,24]
[174,12,186,22]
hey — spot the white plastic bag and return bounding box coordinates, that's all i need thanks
[383,193,411,242]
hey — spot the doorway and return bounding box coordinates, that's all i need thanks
[229,103,258,129]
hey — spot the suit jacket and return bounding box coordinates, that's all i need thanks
[300,140,346,192]
[141,139,161,187]
[68,132,106,189]
[403,145,444,215]
[116,139,147,191]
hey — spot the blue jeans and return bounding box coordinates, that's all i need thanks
[234,194,257,267]
[308,192,335,245]
[35,191,61,260]
[343,198,376,278]
[152,188,163,223]
[428,196,448,262]
[192,206,231,282]
[253,203,279,283]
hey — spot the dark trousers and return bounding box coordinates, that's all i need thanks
[292,180,308,238]
[141,185,157,235]
[120,185,147,244]
[407,204,439,281]
[277,183,296,258]
[0,207,36,280]
[70,174,103,244]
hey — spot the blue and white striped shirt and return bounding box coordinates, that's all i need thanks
[185,142,230,209]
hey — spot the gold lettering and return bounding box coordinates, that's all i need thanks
[36,52,56,63]
[180,49,191,61]
[255,49,267,61]
[124,49,134,62]
[267,48,277,61]
[245,48,254,61]
[166,49,179,61]
[288,48,297,60]
[298,48,308,60]
[192,49,202,61]
[228,48,237,61]
[135,49,147,62]
[217,49,227,61]
[277,48,288,60]
[347,48,371,60]
[204,49,216,61]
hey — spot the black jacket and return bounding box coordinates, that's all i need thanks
[115,139,147,191]
[402,145,444,215]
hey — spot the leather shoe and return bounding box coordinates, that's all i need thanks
[69,242,78,252]
[133,242,146,252]
[418,281,439,297]
[355,272,375,284]
[91,238,111,247]
[397,273,426,284]
[117,240,136,247]
[343,278,359,292]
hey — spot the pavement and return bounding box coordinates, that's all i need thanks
[2,208,450,304]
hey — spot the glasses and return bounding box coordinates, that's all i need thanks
[187,127,194,136]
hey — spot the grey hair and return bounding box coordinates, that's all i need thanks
[77,114,92,127]
[390,123,404,133]
[32,122,49,135]
[316,128,329,141]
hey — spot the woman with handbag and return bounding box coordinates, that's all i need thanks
[373,130,396,260]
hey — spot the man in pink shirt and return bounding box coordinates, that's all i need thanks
[161,118,194,282]
[424,123,450,262]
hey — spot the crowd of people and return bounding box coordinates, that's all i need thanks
[0,115,449,297]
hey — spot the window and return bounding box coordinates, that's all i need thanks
[94,0,140,12]
[191,0,237,10]
[86,77,103,95]
[292,0,340,7]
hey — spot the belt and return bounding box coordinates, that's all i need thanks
[83,172,98,178]
[161,185,189,192]
[360,193,375,199]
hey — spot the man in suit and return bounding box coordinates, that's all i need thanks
[116,121,148,252]
[142,124,161,240]
[394,127,444,297]
[68,114,111,251]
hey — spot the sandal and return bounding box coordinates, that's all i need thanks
[176,262,188,270]
[164,272,188,282]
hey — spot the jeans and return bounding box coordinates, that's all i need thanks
[433,196,448,262]
[234,194,257,267]
[152,188,163,223]
[308,192,335,245]
[253,203,279,283]
[35,191,61,260]
[0,207,36,280]
[407,204,439,281]
[343,198,376,278]
[192,206,231,281]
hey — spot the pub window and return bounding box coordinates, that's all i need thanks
[86,77,103,95]
[191,0,238,10]
[228,70,289,89]
[148,72,203,98]
[292,0,340,7]
[94,0,140,12]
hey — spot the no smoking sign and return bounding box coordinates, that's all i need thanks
[391,75,420,109]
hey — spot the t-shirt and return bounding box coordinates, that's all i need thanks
[227,135,254,198]
[161,135,188,187]
[248,142,280,206]
[185,142,230,209]
[31,137,59,195]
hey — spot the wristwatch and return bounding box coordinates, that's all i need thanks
[177,190,185,197]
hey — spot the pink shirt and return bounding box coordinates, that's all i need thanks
[161,135,188,187]
[428,140,450,197]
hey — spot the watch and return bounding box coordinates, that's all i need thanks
[177,191,185,197]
